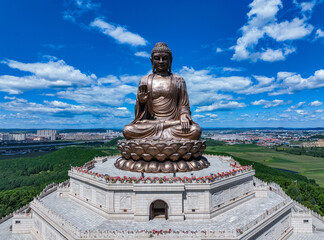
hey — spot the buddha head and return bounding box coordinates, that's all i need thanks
[151,42,173,74]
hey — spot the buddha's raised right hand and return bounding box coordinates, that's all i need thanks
[138,85,150,103]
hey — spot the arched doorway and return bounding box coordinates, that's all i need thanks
[150,200,168,220]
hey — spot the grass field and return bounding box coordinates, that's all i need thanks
[206,144,324,187]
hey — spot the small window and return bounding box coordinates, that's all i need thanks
[192,209,195,212]
[15,220,21,224]
[100,205,102,208]
[304,220,309,223]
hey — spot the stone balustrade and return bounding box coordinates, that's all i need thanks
[70,165,253,185]
[35,183,57,200]
[32,199,80,238]
[77,229,236,239]
[237,198,291,236]
[253,176,324,222]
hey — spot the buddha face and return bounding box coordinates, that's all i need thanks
[152,52,170,73]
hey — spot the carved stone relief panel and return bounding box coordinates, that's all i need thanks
[96,191,106,207]
[83,186,92,200]
[187,194,200,210]
[72,182,79,195]
[243,180,253,194]
[212,190,224,208]
[223,188,231,203]
[120,195,132,210]
[229,186,238,199]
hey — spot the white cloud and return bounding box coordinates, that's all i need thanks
[134,51,150,58]
[264,18,313,41]
[232,0,314,62]
[56,74,139,107]
[315,109,323,113]
[195,101,246,112]
[309,100,323,106]
[294,0,316,14]
[4,59,96,83]
[90,18,147,47]
[221,67,244,72]
[206,113,219,118]
[315,29,324,39]
[216,48,223,53]
[178,67,251,106]
[271,69,324,95]
[285,101,306,112]
[251,99,291,108]
[295,109,308,115]
[0,59,96,94]
[237,75,276,94]
[74,0,100,10]
[253,75,275,86]
[57,84,136,107]
[295,101,306,108]
[0,98,131,118]
[180,67,251,92]
[192,114,205,119]
[4,96,16,100]
[63,0,100,23]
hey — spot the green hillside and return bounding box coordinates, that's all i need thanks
[0,147,106,218]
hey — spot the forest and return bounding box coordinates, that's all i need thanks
[0,147,106,218]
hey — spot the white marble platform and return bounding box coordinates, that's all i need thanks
[91,155,234,178]
[39,189,284,232]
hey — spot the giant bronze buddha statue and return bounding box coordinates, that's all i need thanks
[123,42,201,140]
[115,42,209,173]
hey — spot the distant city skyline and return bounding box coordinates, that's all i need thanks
[0,0,323,128]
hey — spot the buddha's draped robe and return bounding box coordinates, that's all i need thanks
[123,74,201,140]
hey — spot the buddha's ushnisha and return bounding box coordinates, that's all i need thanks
[123,42,201,140]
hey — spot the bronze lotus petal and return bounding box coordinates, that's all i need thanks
[147,146,159,157]
[133,160,145,172]
[169,153,180,161]
[163,146,174,156]
[155,143,166,152]
[156,153,167,161]
[134,146,144,156]
[177,146,188,155]
[184,141,194,151]
[182,152,192,160]
[142,153,152,161]
[130,153,140,161]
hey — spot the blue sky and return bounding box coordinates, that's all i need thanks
[0,0,323,129]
